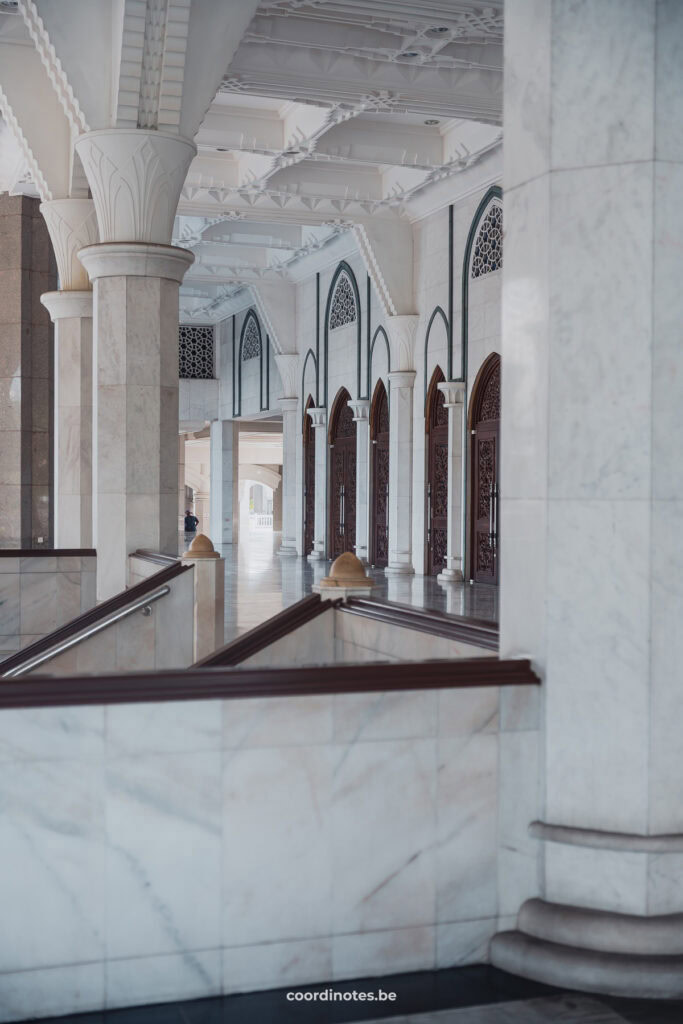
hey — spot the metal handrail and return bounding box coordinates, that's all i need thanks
[3,586,171,679]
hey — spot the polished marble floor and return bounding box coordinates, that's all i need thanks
[216,529,499,645]
[35,966,683,1024]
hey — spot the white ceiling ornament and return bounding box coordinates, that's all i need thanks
[178,1,503,322]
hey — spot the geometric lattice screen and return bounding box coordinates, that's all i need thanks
[241,316,261,360]
[471,204,503,279]
[329,272,357,329]
[179,324,215,379]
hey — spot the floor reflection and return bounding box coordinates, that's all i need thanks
[218,530,499,645]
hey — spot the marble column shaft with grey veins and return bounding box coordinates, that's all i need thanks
[349,399,371,563]
[40,199,99,549]
[493,0,683,996]
[75,130,196,599]
[385,371,416,575]
[437,382,466,583]
[210,420,240,548]
[178,433,186,531]
[278,398,298,556]
[307,407,328,560]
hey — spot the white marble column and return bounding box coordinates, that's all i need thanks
[40,198,99,548]
[178,434,187,533]
[436,381,466,583]
[75,129,195,598]
[210,420,240,549]
[385,371,416,576]
[306,407,327,561]
[349,399,371,563]
[41,292,93,548]
[491,0,683,998]
[278,398,298,557]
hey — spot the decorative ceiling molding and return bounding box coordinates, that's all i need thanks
[0,83,51,200]
[19,0,89,134]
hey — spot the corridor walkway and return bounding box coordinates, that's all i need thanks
[219,530,499,644]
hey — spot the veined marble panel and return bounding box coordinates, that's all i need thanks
[105,752,222,959]
[331,738,436,934]
[222,745,334,946]
[332,925,435,981]
[105,950,221,1009]
[223,937,332,995]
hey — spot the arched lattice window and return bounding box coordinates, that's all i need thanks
[471,204,503,279]
[242,314,261,360]
[179,324,214,379]
[329,272,357,329]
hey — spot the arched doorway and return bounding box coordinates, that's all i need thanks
[329,387,356,559]
[370,379,389,567]
[426,366,448,576]
[303,395,315,556]
[469,353,501,585]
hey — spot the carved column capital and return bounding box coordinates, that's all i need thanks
[387,369,417,390]
[40,199,99,291]
[274,353,299,399]
[307,406,327,429]
[437,381,466,406]
[279,397,298,414]
[40,290,93,321]
[75,129,196,244]
[348,399,371,422]
[386,314,419,371]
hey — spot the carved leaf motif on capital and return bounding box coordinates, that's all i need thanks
[76,133,195,244]
[40,200,99,290]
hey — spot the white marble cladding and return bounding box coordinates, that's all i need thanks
[0,677,539,1019]
[179,378,218,425]
[0,554,96,660]
[20,564,194,677]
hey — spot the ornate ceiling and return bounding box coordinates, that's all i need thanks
[177,0,503,321]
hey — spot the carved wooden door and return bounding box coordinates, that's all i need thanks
[471,356,500,584]
[303,406,315,555]
[329,395,356,559]
[371,384,390,567]
[427,383,448,575]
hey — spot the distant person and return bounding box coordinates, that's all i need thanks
[184,509,199,545]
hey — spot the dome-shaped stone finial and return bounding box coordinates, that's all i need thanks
[182,532,219,559]
[313,550,375,598]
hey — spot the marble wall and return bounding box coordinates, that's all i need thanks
[0,677,539,1020]
[0,194,57,547]
[0,552,96,660]
[25,563,195,676]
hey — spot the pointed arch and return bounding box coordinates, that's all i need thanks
[468,352,501,585]
[370,377,389,441]
[459,185,502,384]
[237,308,264,417]
[303,393,316,556]
[370,378,390,568]
[324,261,362,406]
[424,306,449,405]
[301,348,318,417]
[328,385,354,444]
[425,364,447,429]
[367,324,390,396]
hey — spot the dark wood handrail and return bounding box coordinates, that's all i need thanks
[0,561,191,676]
[0,658,539,709]
[340,596,499,651]
[132,549,179,567]
[195,593,340,667]
[0,548,96,558]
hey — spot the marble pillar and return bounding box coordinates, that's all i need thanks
[40,292,93,548]
[78,245,193,598]
[307,407,327,561]
[491,0,683,998]
[40,196,99,550]
[278,398,298,556]
[349,399,371,563]
[385,371,416,576]
[436,381,466,583]
[75,129,196,598]
[178,434,187,533]
[0,195,57,547]
[210,420,240,548]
